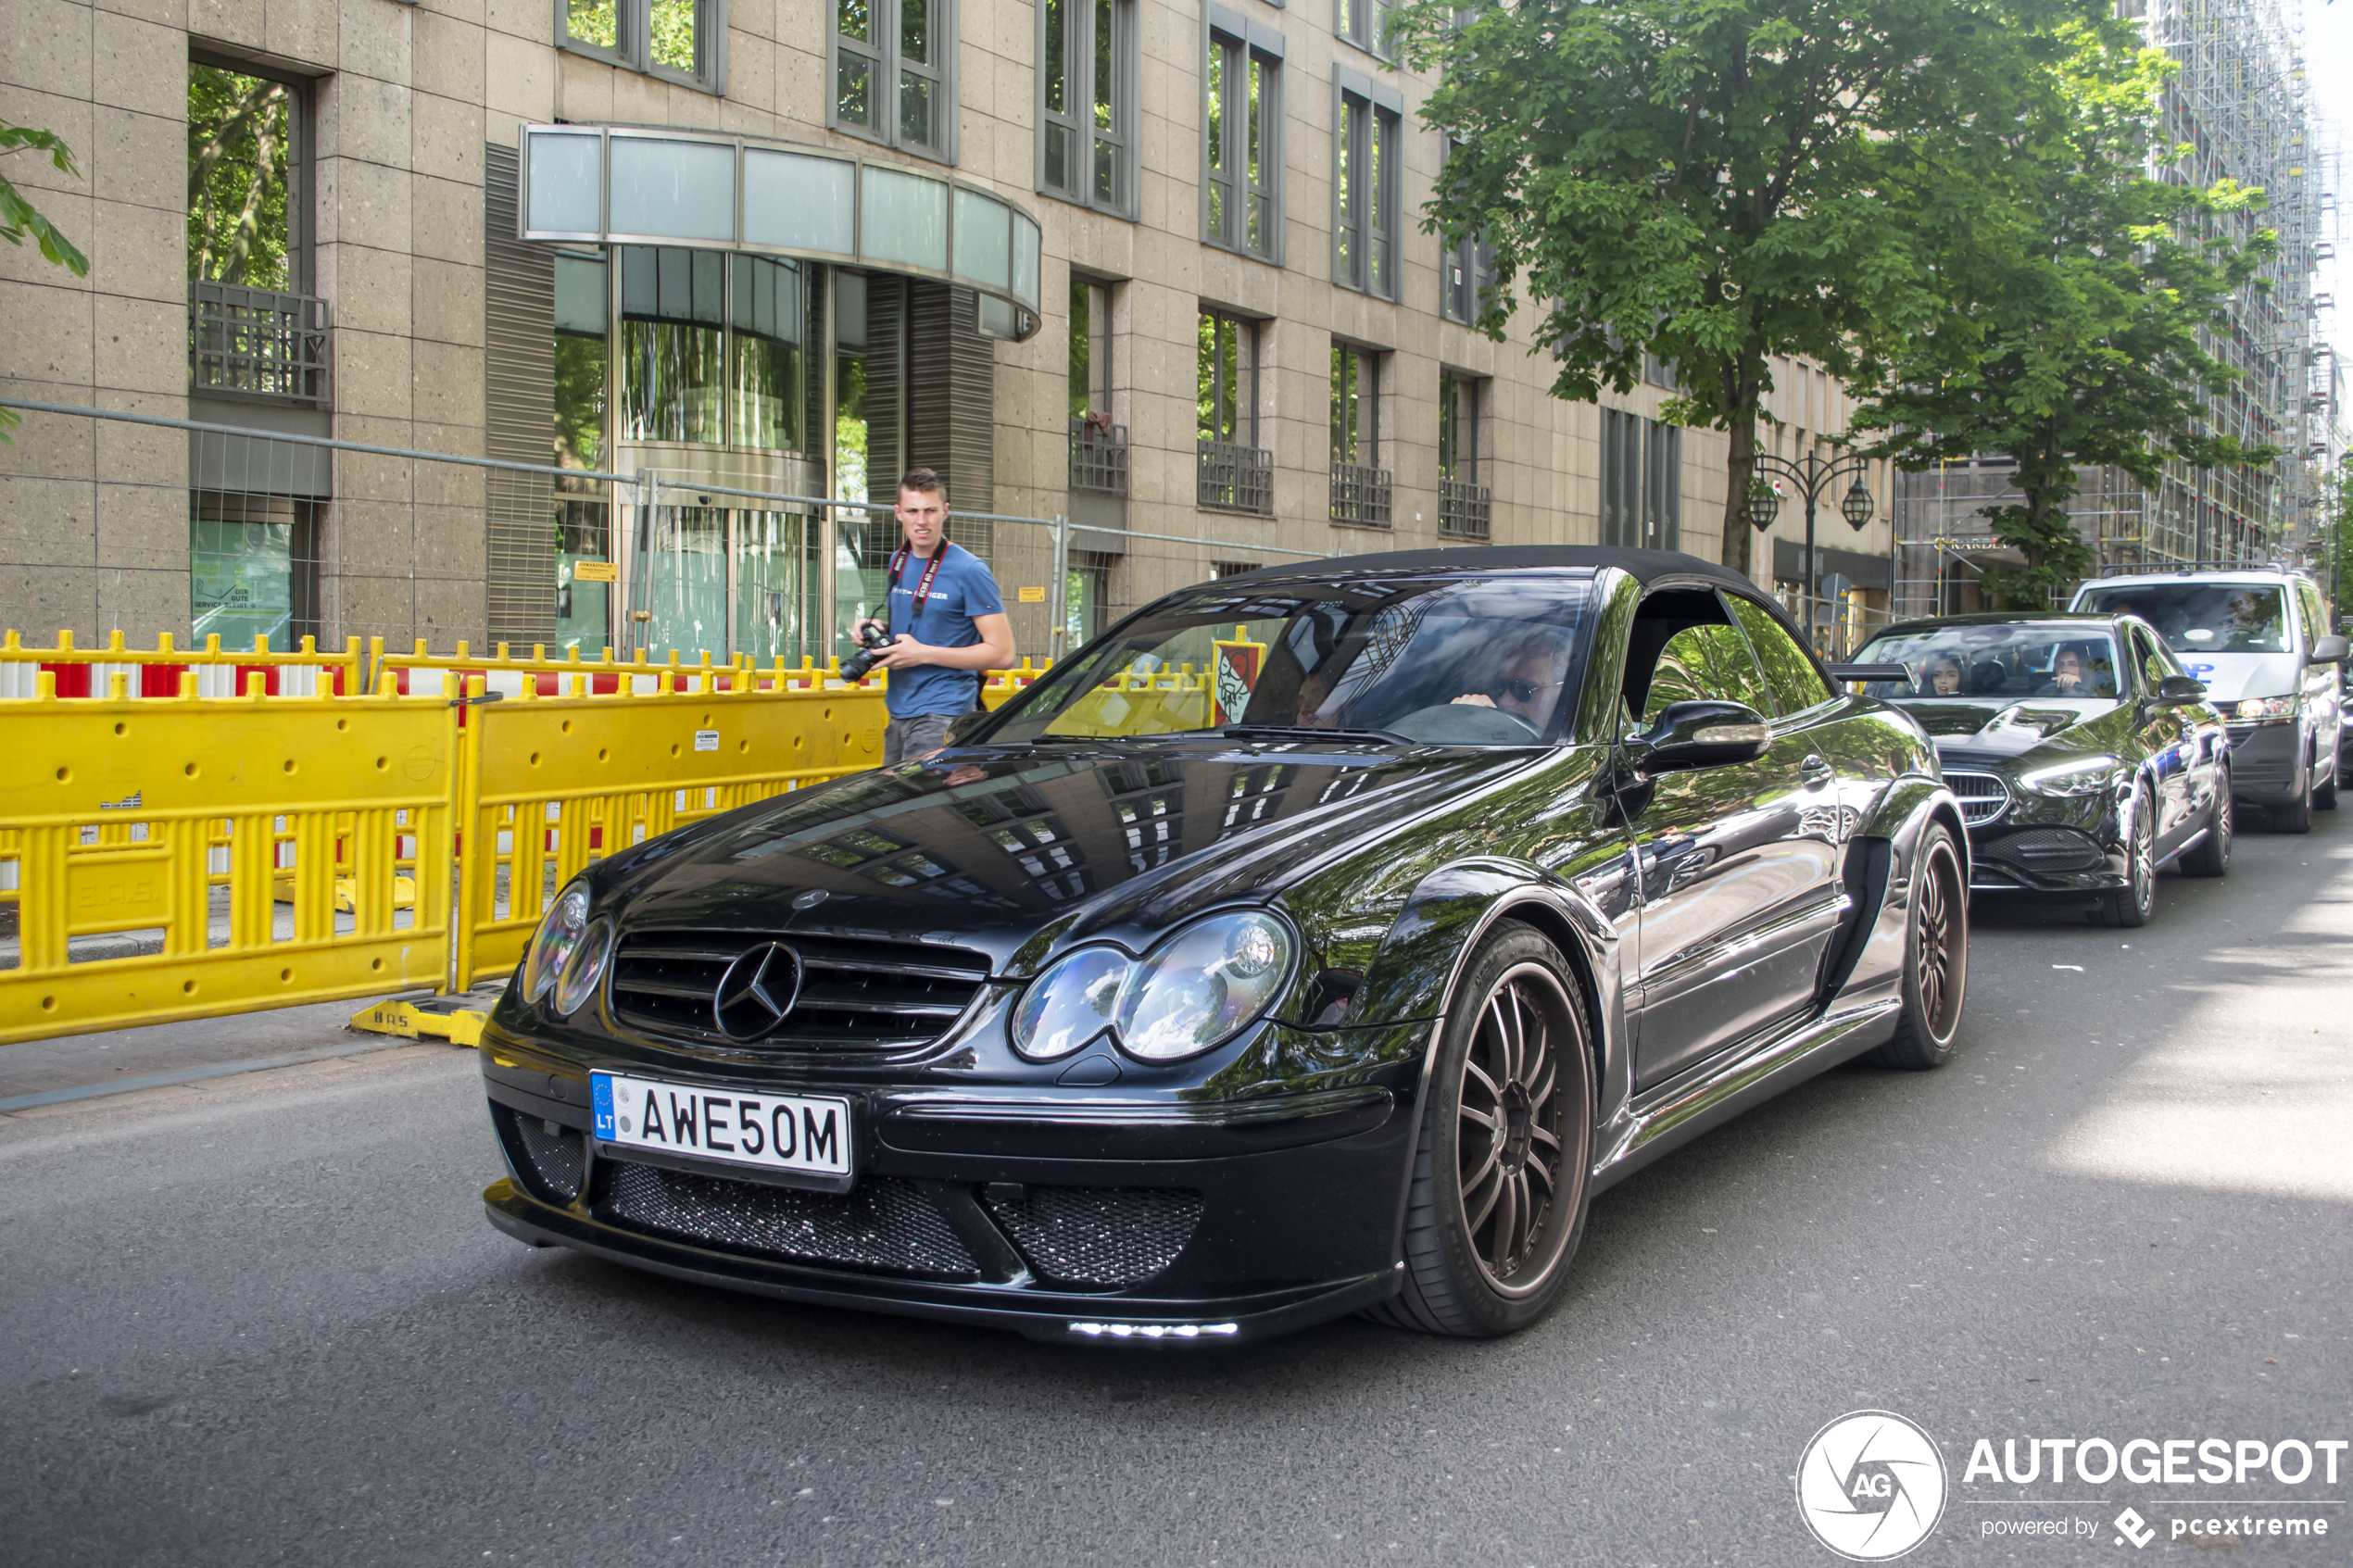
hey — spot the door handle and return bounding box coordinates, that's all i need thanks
[1800,754,1833,785]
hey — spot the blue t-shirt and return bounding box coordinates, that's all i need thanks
[884,541,1005,717]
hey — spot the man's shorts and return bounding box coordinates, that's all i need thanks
[882,712,955,766]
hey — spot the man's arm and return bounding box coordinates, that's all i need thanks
[874,611,1015,672]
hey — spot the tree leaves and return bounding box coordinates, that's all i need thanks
[0,120,91,277]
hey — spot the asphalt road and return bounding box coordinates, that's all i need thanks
[5,812,2349,1567]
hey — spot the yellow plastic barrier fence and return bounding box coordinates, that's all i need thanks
[1,629,366,699]
[1,675,457,1045]
[371,637,1055,703]
[447,671,893,989]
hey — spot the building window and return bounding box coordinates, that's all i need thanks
[1069,276,1128,495]
[834,0,953,161]
[1204,19,1280,261]
[1039,0,1136,215]
[561,0,726,93]
[1439,373,1491,540]
[1336,0,1392,56]
[1335,82,1400,299]
[1600,408,1680,550]
[1331,342,1391,528]
[1439,143,1493,325]
[1199,308,1271,513]
[1209,559,1261,578]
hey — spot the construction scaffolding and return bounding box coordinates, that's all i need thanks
[1894,0,2337,615]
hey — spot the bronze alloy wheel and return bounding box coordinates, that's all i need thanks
[1874,825,1969,1069]
[1455,962,1575,1292]
[1371,922,1595,1337]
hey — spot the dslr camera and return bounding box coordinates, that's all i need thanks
[839,621,894,682]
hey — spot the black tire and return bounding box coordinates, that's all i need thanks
[2274,759,2314,834]
[2314,754,2336,810]
[1871,822,1969,1070]
[2092,784,2157,928]
[2183,772,2232,878]
[1367,922,1594,1338]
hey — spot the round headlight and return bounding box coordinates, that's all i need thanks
[551,918,615,1017]
[1012,947,1130,1060]
[1114,911,1295,1062]
[522,882,591,1004]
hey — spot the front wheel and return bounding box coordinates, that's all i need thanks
[2313,754,2337,811]
[1872,822,1969,1069]
[2274,753,2314,834]
[1369,922,1593,1338]
[2092,784,2157,928]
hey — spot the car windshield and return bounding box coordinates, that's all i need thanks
[2074,583,2289,654]
[1852,623,2122,701]
[981,573,1597,747]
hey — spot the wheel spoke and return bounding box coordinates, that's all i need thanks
[1459,1103,1496,1130]
[1462,1134,1500,1196]
[1464,1060,1500,1106]
[1524,1154,1556,1194]
[1490,1174,1518,1273]
[1529,1123,1561,1152]
[1465,1163,1503,1233]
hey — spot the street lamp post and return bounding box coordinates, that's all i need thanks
[1748,449,1879,637]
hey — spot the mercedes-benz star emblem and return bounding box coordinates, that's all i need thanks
[713,942,802,1040]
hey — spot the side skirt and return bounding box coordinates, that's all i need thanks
[1585,997,1903,1198]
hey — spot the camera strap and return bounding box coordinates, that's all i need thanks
[886,540,952,626]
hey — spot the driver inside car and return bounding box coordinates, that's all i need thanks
[1452,633,1572,727]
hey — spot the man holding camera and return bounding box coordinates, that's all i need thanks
[854,467,1014,765]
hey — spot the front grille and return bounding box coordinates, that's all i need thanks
[1944,771,2011,827]
[609,930,990,1052]
[598,1162,981,1281]
[1984,827,2104,872]
[984,1186,1204,1287]
[497,1104,585,1203]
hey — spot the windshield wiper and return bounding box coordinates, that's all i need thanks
[1218,725,1411,746]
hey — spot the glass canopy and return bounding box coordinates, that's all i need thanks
[519,124,1043,340]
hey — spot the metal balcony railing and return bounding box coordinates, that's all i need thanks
[1439,476,1491,540]
[1328,460,1393,529]
[190,281,331,406]
[1068,417,1129,496]
[1197,439,1274,515]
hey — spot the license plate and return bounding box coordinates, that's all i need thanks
[591,1072,852,1181]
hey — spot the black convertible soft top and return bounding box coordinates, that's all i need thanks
[1221,546,1759,594]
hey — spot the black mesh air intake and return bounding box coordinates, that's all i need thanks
[1984,827,2104,872]
[597,1162,980,1281]
[497,1104,585,1204]
[984,1186,1204,1287]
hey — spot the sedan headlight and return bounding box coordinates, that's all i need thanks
[1012,911,1296,1064]
[552,919,615,1017]
[2018,756,2120,797]
[2234,695,2298,722]
[522,881,591,1006]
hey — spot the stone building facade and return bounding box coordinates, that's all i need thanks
[1,0,1894,659]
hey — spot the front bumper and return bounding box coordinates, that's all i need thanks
[2226,721,2304,803]
[1964,803,2127,897]
[478,1028,1427,1345]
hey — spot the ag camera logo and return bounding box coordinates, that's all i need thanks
[1796,1411,1948,1561]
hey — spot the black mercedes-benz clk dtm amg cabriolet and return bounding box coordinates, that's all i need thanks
[1848,611,2233,926]
[478,548,1971,1343]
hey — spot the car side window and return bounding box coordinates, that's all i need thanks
[1726,595,1834,716]
[2297,581,2328,652]
[2131,628,2169,692]
[1640,624,1776,724]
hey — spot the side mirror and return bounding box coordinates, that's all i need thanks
[1628,700,1771,778]
[943,709,993,746]
[2309,635,2348,665]
[2153,674,2208,706]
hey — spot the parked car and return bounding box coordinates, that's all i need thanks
[1847,610,2233,925]
[478,547,1969,1344]
[2070,570,2347,832]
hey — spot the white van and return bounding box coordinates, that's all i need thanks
[2070,570,2347,831]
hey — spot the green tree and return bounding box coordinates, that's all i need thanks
[188,63,292,288]
[2322,456,2353,628]
[2,119,92,443]
[1849,23,2278,608]
[1392,0,2085,578]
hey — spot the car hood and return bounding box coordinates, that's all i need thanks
[1894,698,2116,761]
[2165,650,2299,705]
[592,741,1539,973]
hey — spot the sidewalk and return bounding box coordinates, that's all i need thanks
[0,985,497,1115]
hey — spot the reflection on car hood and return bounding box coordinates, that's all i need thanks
[2165,650,2298,705]
[1895,698,2112,758]
[596,742,1535,972]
